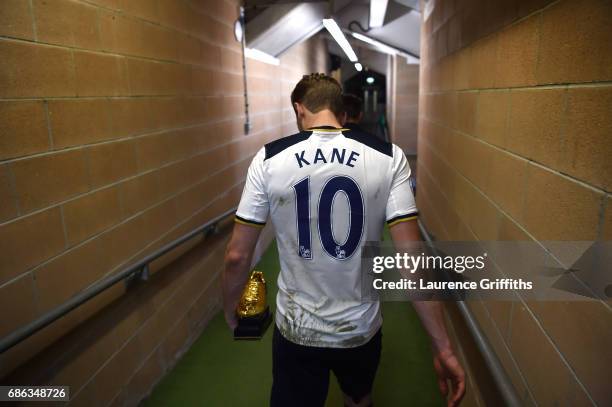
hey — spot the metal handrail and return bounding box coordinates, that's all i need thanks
[0,207,237,354]
[417,220,522,407]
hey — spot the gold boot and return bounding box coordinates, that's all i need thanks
[236,271,267,318]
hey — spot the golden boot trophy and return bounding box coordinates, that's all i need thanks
[234,270,272,339]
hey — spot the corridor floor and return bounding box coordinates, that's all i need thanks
[144,240,443,406]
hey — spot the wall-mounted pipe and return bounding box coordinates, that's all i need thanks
[239,5,251,135]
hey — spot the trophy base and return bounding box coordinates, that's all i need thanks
[233,307,272,340]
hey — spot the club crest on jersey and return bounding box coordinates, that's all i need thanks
[299,246,312,259]
[294,148,360,169]
[335,246,346,259]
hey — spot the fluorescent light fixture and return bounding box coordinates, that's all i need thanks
[245,48,280,66]
[351,32,398,55]
[406,55,419,64]
[350,31,420,64]
[323,18,358,62]
[369,0,389,28]
[354,62,363,71]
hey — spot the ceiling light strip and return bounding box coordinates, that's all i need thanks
[369,0,389,28]
[323,18,358,62]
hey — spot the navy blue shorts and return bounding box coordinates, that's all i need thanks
[270,325,382,407]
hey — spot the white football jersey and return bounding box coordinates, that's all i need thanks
[236,126,417,348]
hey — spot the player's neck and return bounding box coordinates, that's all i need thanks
[303,110,342,130]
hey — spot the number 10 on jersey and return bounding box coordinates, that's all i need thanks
[292,176,364,261]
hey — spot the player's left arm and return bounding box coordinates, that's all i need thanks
[386,145,465,406]
[389,220,466,407]
[222,222,262,330]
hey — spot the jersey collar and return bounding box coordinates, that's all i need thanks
[307,125,348,132]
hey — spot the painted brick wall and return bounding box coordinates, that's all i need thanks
[410,0,611,405]
[0,0,328,403]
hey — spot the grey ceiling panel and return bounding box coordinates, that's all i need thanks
[246,2,328,57]
[394,0,420,12]
[245,0,420,59]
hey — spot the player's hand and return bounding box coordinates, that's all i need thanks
[433,349,466,407]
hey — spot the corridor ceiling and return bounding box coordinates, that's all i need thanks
[244,0,421,60]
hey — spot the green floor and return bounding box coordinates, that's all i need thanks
[144,240,443,406]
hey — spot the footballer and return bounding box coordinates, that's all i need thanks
[222,73,465,407]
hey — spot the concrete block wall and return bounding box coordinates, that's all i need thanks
[410,0,611,405]
[0,0,328,404]
[4,223,231,406]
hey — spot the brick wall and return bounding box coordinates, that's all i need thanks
[410,0,611,405]
[0,0,328,404]
[390,57,419,154]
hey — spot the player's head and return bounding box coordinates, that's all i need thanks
[342,94,363,124]
[291,73,343,130]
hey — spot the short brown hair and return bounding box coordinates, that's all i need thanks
[291,73,343,117]
[342,94,363,120]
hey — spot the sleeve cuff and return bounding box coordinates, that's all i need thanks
[235,214,266,228]
[386,212,418,227]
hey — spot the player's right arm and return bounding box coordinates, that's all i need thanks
[222,148,269,330]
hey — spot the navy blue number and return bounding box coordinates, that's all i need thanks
[293,178,312,259]
[293,176,364,260]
